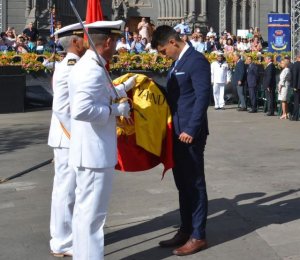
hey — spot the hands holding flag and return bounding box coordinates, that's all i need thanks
[111,74,138,119]
[115,74,138,98]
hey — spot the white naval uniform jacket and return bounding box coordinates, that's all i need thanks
[68,50,117,169]
[48,53,80,148]
[211,61,231,84]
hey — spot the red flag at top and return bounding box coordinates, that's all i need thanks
[85,0,104,24]
[85,0,110,70]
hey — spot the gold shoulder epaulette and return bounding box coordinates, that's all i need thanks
[67,59,77,66]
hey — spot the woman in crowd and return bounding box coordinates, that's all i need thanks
[4,27,16,47]
[15,35,28,53]
[250,36,262,52]
[236,36,243,52]
[137,17,151,42]
[278,59,291,119]
[247,27,254,40]
[224,38,235,54]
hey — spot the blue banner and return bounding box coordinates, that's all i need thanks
[268,13,291,52]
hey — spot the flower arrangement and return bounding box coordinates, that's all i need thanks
[0,52,61,73]
[0,51,292,73]
[208,51,291,69]
[110,53,173,73]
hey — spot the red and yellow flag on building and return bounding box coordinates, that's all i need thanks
[113,73,174,176]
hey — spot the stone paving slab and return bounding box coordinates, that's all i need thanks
[0,106,300,260]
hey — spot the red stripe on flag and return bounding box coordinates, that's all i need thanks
[86,0,104,24]
[85,0,109,70]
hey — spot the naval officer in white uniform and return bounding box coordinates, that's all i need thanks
[211,52,231,110]
[68,20,136,260]
[48,22,86,257]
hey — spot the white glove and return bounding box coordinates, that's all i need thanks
[123,74,138,91]
[110,102,131,118]
[115,75,138,98]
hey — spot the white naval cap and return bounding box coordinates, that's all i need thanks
[53,22,85,38]
[85,20,125,35]
[216,51,224,56]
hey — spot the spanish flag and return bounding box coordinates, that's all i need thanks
[113,73,174,176]
[85,0,110,70]
[85,0,104,23]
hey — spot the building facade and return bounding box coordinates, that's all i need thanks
[0,0,292,40]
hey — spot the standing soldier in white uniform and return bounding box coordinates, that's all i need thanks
[68,20,137,260]
[48,23,86,257]
[211,52,231,110]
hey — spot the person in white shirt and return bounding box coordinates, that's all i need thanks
[116,35,130,53]
[190,33,205,53]
[174,19,191,34]
[211,52,231,109]
[240,37,250,52]
[68,20,137,260]
[48,22,86,258]
[206,26,217,38]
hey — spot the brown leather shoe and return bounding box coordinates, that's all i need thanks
[173,238,208,256]
[159,231,190,248]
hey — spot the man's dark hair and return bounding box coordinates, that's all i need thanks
[151,25,181,49]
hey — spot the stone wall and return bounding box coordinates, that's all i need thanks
[4,0,26,33]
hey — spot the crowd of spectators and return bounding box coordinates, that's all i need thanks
[179,25,265,55]
[1,18,299,121]
[1,18,265,57]
[0,22,63,55]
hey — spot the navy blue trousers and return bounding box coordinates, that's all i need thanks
[248,87,257,110]
[172,134,208,240]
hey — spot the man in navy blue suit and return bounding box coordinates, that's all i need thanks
[246,56,259,113]
[151,25,211,256]
[263,55,277,116]
[232,52,247,111]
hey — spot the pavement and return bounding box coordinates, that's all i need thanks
[0,106,300,260]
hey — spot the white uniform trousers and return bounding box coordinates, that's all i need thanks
[213,83,225,108]
[72,167,114,260]
[50,147,76,253]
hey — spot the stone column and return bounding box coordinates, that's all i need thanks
[273,0,277,12]
[183,0,188,18]
[232,0,237,35]
[285,0,290,13]
[201,0,207,17]
[165,0,170,17]
[188,0,195,21]
[255,0,260,27]
[175,0,181,18]
[168,0,174,17]
[242,0,247,29]
[180,0,184,18]
[251,0,255,27]
[34,0,40,17]
[219,0,227,35]
[278,0,284,13]
[26,0,32,18]
[162,0,166,17]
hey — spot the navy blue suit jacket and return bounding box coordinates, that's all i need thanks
[166,47,210,139]
[263,63,276,90]
[232,59,246,86]
[292,61,300,90]
[247,63,259,88]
